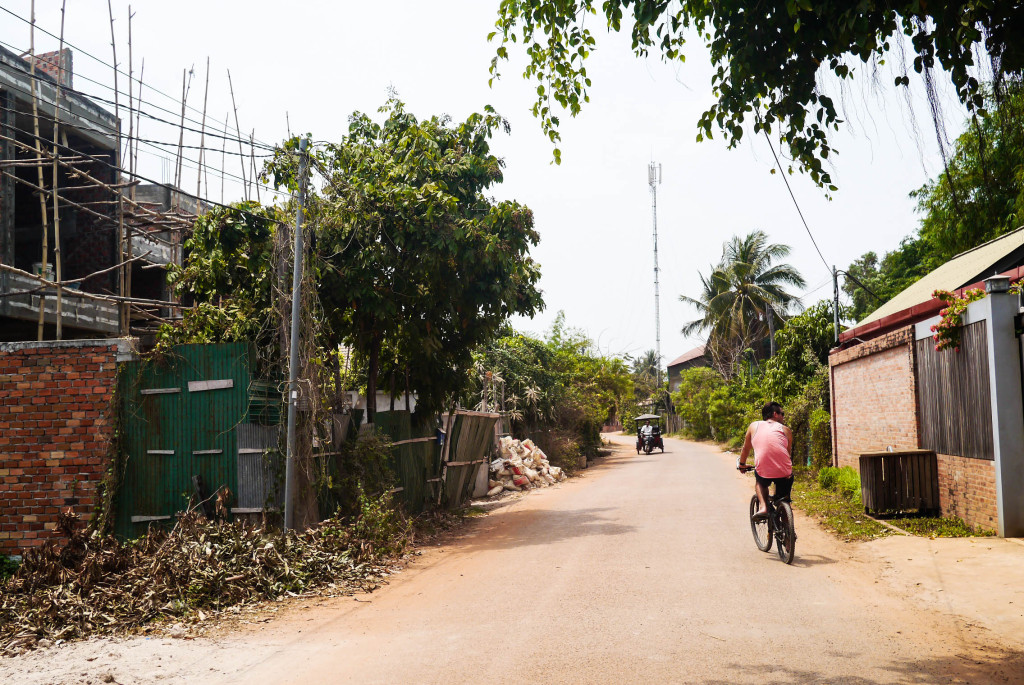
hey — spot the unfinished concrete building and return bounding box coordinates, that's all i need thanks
[0,45,196,341]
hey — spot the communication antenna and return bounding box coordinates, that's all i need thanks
[648,161,663,389]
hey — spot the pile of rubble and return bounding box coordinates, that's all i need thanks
[487,437,567,496]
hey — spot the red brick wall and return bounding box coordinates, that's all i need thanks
[0,340,124,556]
[937,453,997,531]
[830,327,999,530]
[830,327,919,469]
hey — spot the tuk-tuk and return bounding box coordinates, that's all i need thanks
[634,414,664,454]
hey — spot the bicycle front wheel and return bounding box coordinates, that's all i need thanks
[775,501,796,564]
[750,495,772,552]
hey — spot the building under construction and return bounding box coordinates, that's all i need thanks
[0,45,198,342]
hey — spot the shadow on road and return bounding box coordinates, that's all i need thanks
[787,553,838,568]
[699,647,1024,684]
[444,506,636,553]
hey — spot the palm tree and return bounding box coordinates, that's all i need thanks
[680,231,805,377]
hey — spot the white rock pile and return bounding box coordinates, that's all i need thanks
[487,436,567,497]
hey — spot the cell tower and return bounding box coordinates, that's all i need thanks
[648,161,662,388]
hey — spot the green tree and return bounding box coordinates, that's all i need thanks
[670,367,725,440]
[912,82,1024,261]
[680,231,805,377]
[761,300,841,400]
[278,98,544,420]
[490,1,1024,188]
[843,81,1024,321]
[159,202,281,351]
[472,314,634,455]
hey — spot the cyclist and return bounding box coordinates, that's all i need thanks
[737,401,793,518]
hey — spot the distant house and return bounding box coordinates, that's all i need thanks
[667,344,710,393]
[829,227,1024,536]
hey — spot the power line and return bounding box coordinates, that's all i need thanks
[837,268,886,303]
[0,41,277,151]
[0,5,275,149]
[758,123,831,274]
[0,101,288,200]
[0,115,293,223]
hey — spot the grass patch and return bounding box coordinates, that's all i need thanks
[790,468,892,542]
[882,515,995,538]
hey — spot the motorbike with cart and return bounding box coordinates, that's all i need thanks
[634,413,664,454]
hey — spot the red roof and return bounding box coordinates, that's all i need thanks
[667,344,707,367]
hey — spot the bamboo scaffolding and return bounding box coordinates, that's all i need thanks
[197,57,209,202]
[28,1,51,341]
[0,132,193,231]
[107,0,127,335]
[173,68,192,195]
[52,0,67,339]
[220,112,228,204]
[126,6,135,203]
[0,133,194,229]
[227,69,248,201]
[250,129,260,203]
[0,261,184,309]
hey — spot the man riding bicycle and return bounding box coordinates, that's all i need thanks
[737,401,793,518]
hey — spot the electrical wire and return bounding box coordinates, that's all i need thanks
[758,123,832,274]
[0,5,275,149]
[837,268,885,303]
[0,101,289,200]
[0,40,277,151]
[0,116,294,224]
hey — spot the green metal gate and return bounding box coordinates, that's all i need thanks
[114,343,280,538]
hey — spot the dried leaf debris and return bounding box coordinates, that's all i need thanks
[0,510,406,654]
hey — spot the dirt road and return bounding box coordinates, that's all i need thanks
[5,434,1024,684]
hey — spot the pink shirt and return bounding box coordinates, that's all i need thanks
[752,420,792,478]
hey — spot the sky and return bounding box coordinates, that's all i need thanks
[0,1,971,366]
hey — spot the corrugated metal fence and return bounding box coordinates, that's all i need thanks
[114,344,282,538]
[442,410,500,508]
[373,410,439,515]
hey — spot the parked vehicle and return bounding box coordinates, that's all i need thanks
[634,413,664,454]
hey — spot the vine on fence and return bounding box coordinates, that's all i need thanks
[931,288,985,352]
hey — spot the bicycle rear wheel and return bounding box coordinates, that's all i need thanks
[750,495,771,552]
[775,501,796,564]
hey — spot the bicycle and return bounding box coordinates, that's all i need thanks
[737,463,796,564]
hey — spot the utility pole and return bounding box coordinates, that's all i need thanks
[648,161,663,389]
[833,265,840,344]
[284,138,309,532]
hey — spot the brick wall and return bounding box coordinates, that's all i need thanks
[0,339,130,556]
[830,327,919,469]
[937,453,997,531]
[830,326,1000,530]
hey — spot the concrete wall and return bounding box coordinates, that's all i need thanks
[829,327,919,470]
[0,339,132,556]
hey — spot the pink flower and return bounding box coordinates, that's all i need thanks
[935,345,940,351]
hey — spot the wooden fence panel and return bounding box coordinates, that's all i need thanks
[914,321,993,460]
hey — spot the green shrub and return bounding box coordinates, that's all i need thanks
[818,466,839,490]
[353,488,411,559]
[837,466,861,501]
[808,408,832,470]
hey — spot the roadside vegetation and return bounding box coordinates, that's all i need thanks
[470,313,634,469]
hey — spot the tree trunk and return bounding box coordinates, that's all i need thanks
[389,368,396,411]
[366,330,380,425]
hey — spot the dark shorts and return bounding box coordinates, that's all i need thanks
[755,471,793,501]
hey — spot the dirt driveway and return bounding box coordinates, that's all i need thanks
[4,434,1024,684]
